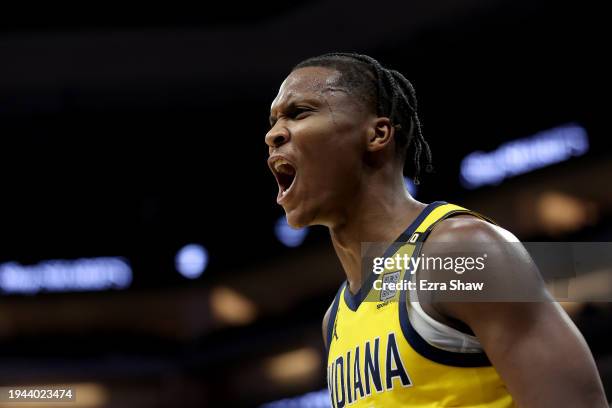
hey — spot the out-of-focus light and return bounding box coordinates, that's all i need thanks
[260,388,331,408]
[460,123,589,189]
[69,383,109,407]
[275,216,308,247]
[536,191,598,235]
[404,176,417,197]
[264,347,321,385]
[0,257,132,295]
[175,243,208,279]
[210,286,257,326]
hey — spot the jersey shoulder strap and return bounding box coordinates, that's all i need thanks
[409,202,497,243]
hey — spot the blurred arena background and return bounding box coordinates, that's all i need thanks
[0,0,610,407]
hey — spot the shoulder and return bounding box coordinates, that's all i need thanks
[418,213,547,322]
[322,282,346,349]
[424,214,536,278]
[322,300,334,350]
[422,213,534,276]
[427,213,518,245]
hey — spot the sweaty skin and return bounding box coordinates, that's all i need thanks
[267,66,608,408]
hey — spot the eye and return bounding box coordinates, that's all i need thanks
[289,106,313,120]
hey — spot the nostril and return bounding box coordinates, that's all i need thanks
[265,127,290,148]
[273,135,286,147]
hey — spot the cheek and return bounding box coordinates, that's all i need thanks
[302,134,362,195]
[295,116,364,161]
[291,114,365,195]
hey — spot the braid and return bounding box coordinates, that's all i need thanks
[389,69,434,184]
[293,52,433,185]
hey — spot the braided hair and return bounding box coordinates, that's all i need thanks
[293,52,433,185]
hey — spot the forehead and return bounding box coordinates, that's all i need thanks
[270,66,343,110]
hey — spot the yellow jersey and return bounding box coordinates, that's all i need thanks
[326,201,515,407]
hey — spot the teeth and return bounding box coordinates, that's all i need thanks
[274,158,289,173]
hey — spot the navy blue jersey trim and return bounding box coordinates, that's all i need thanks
[326,282,346,354]
[343,201,447,312]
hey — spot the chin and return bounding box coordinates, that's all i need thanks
[284,206,315,229]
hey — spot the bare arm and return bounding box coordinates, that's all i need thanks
[421,217,608,408]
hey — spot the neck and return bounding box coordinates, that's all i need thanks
[328,170,426,296]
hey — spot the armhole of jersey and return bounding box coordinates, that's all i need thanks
[325,282,345,354]
[398,208,494,367]
[408,294,483,353]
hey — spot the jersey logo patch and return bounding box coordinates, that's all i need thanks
[380,271,400,301]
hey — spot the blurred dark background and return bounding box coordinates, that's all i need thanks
[1,0,610,407]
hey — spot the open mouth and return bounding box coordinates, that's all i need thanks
[270,157,297,199]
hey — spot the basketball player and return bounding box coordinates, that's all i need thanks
[265,53,607,407]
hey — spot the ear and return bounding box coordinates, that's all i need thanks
[366,117,395,153]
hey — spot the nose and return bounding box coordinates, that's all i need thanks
[265,123,290,149]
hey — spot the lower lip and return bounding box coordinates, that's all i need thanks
[277,176,297,205]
